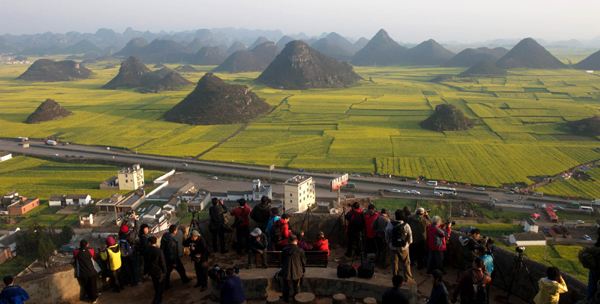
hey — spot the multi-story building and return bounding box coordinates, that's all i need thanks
[284,175,315,213]
[118,164,144,190]
[7,197,40,215]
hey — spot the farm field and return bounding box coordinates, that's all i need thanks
[538,167,600,199]
[0,156,163,228]
[1,57,600,191]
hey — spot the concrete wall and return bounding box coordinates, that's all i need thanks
[447,232,587,304]
[15,264,81,304]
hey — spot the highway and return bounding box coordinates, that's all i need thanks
[0,138,589,208]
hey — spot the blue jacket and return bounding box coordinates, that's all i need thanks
[221,275,246,304]
[482,254,494,276]
[0,285,29,304]
[427,282,449,304]
[265,216,280,234]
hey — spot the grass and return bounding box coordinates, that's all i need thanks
[1,61,600,192]
[0,256,36,277]
[538,167,600,199]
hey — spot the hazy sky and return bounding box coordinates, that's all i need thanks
[1,0,599,43]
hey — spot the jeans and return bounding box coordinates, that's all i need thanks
[427,250,445,274]
[165,258,189,287]
[109,269,122,292]
[375,236,389,267]
[212,226,227,253]
[77,275,98,301]
[194,259,208,287]
[346,232,361,256]
[409,242,427,268]
[589,269,599,300]
[248,249,267,267]
[151,274,165,304]
[119,256,133,286]
[236,226,250,253]
[391,248,413,282]
[267,233,274,251]
[133,252,141,284]
[283,279,300,302]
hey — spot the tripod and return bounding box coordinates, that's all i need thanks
[505,252,538,304]
[350,231,364,266]
[299,206,317,242]
[188,210,210,249]
[327,204,347,240]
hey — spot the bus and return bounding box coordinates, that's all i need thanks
[566,202,581,209]
[434,187,457,196]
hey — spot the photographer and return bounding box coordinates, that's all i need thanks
[145,236,166,304]
[160,225,191,289]
[427,216,452,275]
[183,230,209,291]
[451,257,491,304]
[459,228,489,270]
[363,204,380,255]
[408,207,430,270]
[265,207,280,251]
[230,199,252,254]
[372,208,391,268]
[250,196,272,232]
[344,202,364,258]
[118,211,139,286]
[209,198,229,254]
[533,266,568,304]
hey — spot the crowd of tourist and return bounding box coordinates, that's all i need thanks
[2,196,600,304]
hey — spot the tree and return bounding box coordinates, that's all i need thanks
[15,221,56,269]
[38,233,55,269]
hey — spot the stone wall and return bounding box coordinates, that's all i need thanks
[15,264,81,304]
[447,232,587,304]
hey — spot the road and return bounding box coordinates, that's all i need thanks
[0,138,591,209]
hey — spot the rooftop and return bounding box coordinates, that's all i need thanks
[512,232,547,241]
[285,175,313,186]
[102,176,118,184]
[0,152,11,158]
[49,194,65,201]
[66,194,89,200]
[525,217,538,226]
[120,195,141,206]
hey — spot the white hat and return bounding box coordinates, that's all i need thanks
[251,228,262,237]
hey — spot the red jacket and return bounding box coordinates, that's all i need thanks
[363,210,380,238]
[313,239,330,255]
[74,248,97,260]
[428,224,451,251]
[275,219,291,246]
[230,204,251,227]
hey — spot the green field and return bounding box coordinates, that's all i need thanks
[538,166,600,199]
[2,59,600,191]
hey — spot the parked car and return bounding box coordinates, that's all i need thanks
[505,191,515,194]
[411,190,421,195]
[212,176,218,180]
[476,187,485,191]
[401,189,411,194]
[577,220,585,224]
[584,235,592,241]
[412,180,419,184]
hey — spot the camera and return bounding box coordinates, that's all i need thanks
[516,246,526,254]
[446,220,456,225]
[126,210,134,217]
[425,209,431,213]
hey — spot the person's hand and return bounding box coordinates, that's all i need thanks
[448,222,453,228]
[258,250,263,254]
[173,264,177,267]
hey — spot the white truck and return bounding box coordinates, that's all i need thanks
[45,140,57,146]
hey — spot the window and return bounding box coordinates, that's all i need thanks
[290,193,292,197]
[290,200,292,204]
[125,180,128,183]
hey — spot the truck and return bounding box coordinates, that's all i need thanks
[566,202,580,209]
[15,137,29,142]
[45,140,57,146]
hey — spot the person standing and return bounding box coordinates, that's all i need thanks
[250,196,272,232]
[344,202,364,258]
[363,204,380,255]
[460,228,488,271]
[248,228,268,268]
[231,199,252,254]
[118,213,139,286]
[381,275,409,304]
[386,210,414,283]
[426,269,450,304]
[533,267,568,304]
[402,206,412,222]
[451,258,491,304]
[280,235,306,303]
[175,225,186,258]
[137,223,150,279]
[372,208,391,268]
[408,208,430,269]
[182,230,209,291]
[587,228,600,300]
[145,236,167,304]
[209,198,229,254]
[100,236,123,293]
[273,214,291,251]
[0,276,29,304]
[220,268,246,304]
[265,208,280,251]
[160,225,191,289]
[427,216,452,275]
[312,231,330,255]
[74,240,99,303]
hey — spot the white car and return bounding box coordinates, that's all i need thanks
[53,153,59,156]
[352,174,360,177]
[412,180,420,184]
[106,147,110,150]
[411,190,421,195]
[212,176,218,180]
[392,189,400,193]
[433,192,443,197]
[584,235,592,241]
[577,220,585,224]
[476,187,485,191]
[401,189,411,194]
[182,163,188,167]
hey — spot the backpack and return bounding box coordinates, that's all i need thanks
[271,221,283,244]
[391,221,408,248]
[466,269,487,304]
[120,239,133,257]
[349,211,365,232]
[579,247,600,270]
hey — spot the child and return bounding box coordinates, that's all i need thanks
[312,231,330,255]
[534,266,568,304]
[296,231,310,251]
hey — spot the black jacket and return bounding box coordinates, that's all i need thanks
[118,219,139,253]
[249,233,267,253]
[182,237,208,261]
[209,205,228,227]
[250,202,271,225]
[280,244,306,281]
[75,247,97,278]
[382,287,409,304]
[137,231,149,255]
[145,246,167,278]
[160,232,180,265]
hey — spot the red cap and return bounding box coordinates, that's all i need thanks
[120,225,129,234]
[106,236,116,246]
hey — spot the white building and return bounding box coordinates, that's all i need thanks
[143,205,164,222]
[118,164,144,190]
[524,218,539,233]
[66,194,92,205]
[284,175,315,213]
[252,179,273,201]
[49,194,65,207]
[79,214,94,226]
[0,152,12,162]
[509,233,546,246]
